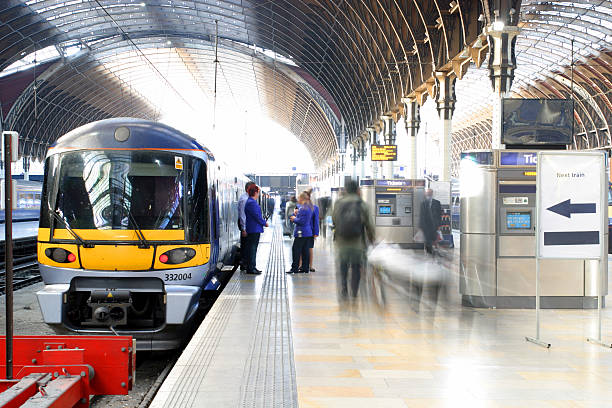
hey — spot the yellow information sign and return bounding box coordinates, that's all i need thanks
[371,144,397,161]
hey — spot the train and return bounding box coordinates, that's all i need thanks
[36,118,248,350]
[0,179,43,222]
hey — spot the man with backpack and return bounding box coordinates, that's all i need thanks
[332,180,375,299]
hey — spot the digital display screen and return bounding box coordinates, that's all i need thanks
[502,99,573,145]
[378,206,392,215]
[506,212,531,229]
[371,145,398,161]
[460,151,494,165]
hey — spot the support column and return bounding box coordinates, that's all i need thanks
[358,136,367,180]
[486,24,519,149]
[350,144,358,179]
[435,72,456,182]
[368,127,378,179]
[22,156,30,181]
[381,115,395,179]
[402,98,420,179]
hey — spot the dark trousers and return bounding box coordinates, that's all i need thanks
[291,237,310,272]
[340,262,362,297]
[240,234,247,266]
[245,233,260,272]
[424,228,437,255]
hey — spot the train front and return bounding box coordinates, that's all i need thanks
[36,119,212,350]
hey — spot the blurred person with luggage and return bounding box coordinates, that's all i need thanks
[419,188,441,255]
[332,180,375,299]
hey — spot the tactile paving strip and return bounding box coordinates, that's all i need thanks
[239,226,298,408]
[159,260,245,408]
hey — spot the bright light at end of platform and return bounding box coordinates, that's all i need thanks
[162,112,315,174]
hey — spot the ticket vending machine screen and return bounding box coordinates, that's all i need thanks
[506,212,531,229]
[378,206,392,215]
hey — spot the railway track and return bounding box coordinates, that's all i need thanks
[0,237,40,295]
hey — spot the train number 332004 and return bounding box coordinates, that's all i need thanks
[164,273,192,281]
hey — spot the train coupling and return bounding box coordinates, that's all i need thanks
[86,289,132,326]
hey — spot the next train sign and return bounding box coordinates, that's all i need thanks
[536,151,606,259]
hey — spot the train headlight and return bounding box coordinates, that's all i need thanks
[159,248,196,264]
[45,248,77,263]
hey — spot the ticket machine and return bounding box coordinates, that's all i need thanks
[360,179,425,246]
[460,149,607,308]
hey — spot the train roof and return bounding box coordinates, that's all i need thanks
[48,118,214,158]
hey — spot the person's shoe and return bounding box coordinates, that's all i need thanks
[255,268,263,273]
[298,268,307,273]
[240,265,246,271]
[309,267,315,272]
[286,270,297,274]
[246,270,261,275]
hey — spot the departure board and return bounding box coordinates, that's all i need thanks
[371,145,397,161]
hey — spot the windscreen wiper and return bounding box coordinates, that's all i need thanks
[118,201,150,249]
[127,210,150,249]
[48,207,95,248]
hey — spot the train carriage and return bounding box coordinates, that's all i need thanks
[36,118,246,350]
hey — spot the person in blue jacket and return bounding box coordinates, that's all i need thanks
[244,184,268,275]
[287,191,313,273]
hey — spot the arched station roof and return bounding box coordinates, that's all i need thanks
[451,0,612,174]
[0,0,504,165]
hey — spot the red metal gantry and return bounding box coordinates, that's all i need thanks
[0,335,135,407]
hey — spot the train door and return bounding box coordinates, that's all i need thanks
[210,180,220,268]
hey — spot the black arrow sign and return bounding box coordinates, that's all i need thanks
[544,231,599,246]
[547,199,596,218]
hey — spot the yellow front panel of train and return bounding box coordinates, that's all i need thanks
[43,228,185,242]
[80,245,154,271]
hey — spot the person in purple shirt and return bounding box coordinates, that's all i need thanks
[305,189,319,272]
[287,192,314,274]
[244,184,268,275]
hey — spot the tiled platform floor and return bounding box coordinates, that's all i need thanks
[152,222,612,408]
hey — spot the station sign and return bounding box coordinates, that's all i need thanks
[536,151,606,259]
[371,145,397,161]
[500,151,538,167]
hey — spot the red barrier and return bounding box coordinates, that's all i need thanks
[0,336,135,407]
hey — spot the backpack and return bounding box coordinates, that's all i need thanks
[335,200,363,239]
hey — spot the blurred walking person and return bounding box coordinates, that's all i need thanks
[285,196,297,236]
[238,181,255,270]
[318,196,331,239]
[332,180,375,299]
[244,184,268,274]
[287,192,314,274]
[419,188,441,255]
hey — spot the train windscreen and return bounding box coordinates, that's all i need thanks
[42,150,194,231]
